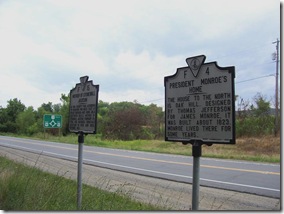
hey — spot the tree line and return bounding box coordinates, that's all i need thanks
[0,93,279,139]
[0,94,164,140]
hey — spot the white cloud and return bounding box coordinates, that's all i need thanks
[0,0,280,108]
[114,50,185,85]
[100,88,163,105]
[0,73,62,108]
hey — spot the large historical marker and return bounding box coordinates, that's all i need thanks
[69,76,99,134]
[164,55,235,144]
[165,55,235,210]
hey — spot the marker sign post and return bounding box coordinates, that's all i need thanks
[164,55,235,210]
[69,76,99,210]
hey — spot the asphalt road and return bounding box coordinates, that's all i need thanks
[0,136,280,199]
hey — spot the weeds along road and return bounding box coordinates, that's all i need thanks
[0,136,280,210]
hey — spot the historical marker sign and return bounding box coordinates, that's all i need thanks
[164,55,235,144]
[43,114,62,128]
[69,76,99,134]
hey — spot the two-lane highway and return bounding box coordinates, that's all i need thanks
[0,136,280,198]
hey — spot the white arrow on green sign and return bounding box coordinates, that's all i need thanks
[43,114,62,128]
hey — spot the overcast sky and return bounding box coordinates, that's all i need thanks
[0,0,281,109]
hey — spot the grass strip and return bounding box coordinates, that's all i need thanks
[0,156,161,211]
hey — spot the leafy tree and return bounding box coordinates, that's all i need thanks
[35,106,50,133]
[6,98,26,122]
[59,93,70,135]
[100,101,164,140]
[0,107,9,132]
[1,98,26,133]
[97,100,110,134]
[251,93,271,117]
[52,103,62,113]
[40,102,53,113]
[102,104,144,140]
[236,93,274,137]
[98,100,110,117]
[16,106,37,135]
[142,104,164,139]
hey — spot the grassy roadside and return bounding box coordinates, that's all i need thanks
[0,156,161,211]
[1,132,280,163]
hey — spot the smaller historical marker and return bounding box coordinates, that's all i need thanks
[164,55,235,144]
[69,76,99,134]
[43,114,62,128]
[69,75,99,210]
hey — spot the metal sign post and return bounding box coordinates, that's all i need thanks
[164,55,235,210]
[69,76,99,210]
[77,132,84,210]
[191,141,202,210]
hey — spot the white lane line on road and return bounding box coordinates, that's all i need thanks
[202,157,280,167]
[200,178,280,192]
[83,158,280,193]
[0,138,279,175]
[0,143,279,193]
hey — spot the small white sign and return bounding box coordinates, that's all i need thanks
[164,55,235,144]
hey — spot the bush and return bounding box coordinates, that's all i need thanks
[27,123,40,136]
[236,115,275,137]
[139,126,155,140]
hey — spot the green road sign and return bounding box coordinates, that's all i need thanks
[43,114,62,128]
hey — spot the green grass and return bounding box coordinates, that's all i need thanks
[0,156,162,211]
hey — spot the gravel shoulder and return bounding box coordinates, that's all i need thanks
[0,146,281,211]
